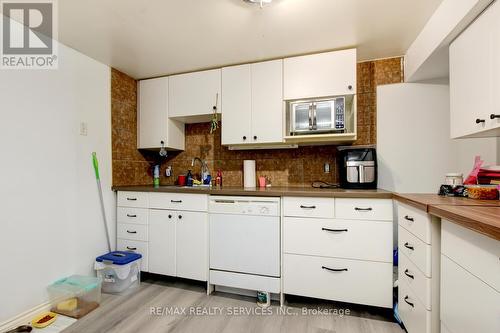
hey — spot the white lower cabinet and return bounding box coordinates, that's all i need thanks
[284,254,393,308]
[148,209,208,281]
[396,202,440,333]
[116,191,208,281]
[440,220,500,333]
[175,211,208,281]
[283,197,393,308]
[399,278,432,333]
[149,210,177,276]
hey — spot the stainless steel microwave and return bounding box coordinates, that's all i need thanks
[288,97,346,135]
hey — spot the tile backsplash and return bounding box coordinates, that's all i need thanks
[112,57,403,187]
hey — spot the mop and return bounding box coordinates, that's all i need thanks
[92,152,112,253]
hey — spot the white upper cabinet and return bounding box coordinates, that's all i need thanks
[221,64,252,145]
[221,59,284,146]
[450,1,500,138]
[251,60,284,144]
[137,77,184,150]
[284,49,357,100]
[168,68,221,123]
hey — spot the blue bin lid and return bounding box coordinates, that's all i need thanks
[96,251,142,265]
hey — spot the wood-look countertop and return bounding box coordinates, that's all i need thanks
[394,193,500,241]
[393,193,500,212]
[112,185,394,199]
[428,205,500,241]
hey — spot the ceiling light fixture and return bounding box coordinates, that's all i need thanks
[243,0,272,9]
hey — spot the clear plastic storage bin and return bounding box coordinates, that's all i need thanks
[47,275,101,318]
[95,251,142,294]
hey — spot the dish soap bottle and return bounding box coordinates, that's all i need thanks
[153,165,160,188]
[186,170,194,187]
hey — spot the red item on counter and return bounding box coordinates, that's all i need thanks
[464,156,484,185]
[216,169,222,187]
[177,175,186,186]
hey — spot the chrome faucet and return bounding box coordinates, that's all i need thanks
[191,157,210,183]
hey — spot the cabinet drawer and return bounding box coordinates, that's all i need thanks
[117,207,148,225]
[335,199,393,221]
[149,192,208,211]
[284,254,392,308]
[117,239,148,272]
[441,254,500,333]
[399,226,431,277]
[399,279,431,333]
[117,223,148,241]
[283,197,334,219]
[442,220,500,292]
[284,217,392,262]
[399,252,432,310]
[117,191,149,208]
[397,203,431,244]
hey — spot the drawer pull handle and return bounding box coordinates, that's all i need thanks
[404,269,414,279]
[404,215,414,222]
[126,198,137,201]
[322,228,348,233]
[178,215,183,220]
[300,205,316,209]
[404,296,414,308]
[354,207,372,211]
[126,230,137,234]
[404,242,414,251]
[126,246,137,251]
[171,200,182,203]
[321,266,348,272]
[126,214,137,218]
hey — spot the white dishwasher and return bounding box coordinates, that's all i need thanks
[209,196,281,293]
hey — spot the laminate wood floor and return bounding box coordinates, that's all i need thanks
[62,276,404,333]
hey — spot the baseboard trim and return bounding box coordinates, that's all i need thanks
[0,301,51,332]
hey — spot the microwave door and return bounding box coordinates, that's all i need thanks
[292,103,312,133]
[315,100,334,131]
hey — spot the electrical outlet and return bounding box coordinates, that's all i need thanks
[80,122,88,136]
[324,163,330,173]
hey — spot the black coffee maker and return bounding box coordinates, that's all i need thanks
[338,146,377,189]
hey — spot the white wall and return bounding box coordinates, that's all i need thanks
[0,16,115,323]
[377,83,499,193]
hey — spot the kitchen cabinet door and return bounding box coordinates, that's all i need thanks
[490,1,500,132]
[168,69,221,122]
[251,60,284,144]
[450,1,500,138]
[137,77,168,149]
[221,64,252,145]
[284,49,356,100]
[175,211,207,281]
[148,210,176,276]
[137,78,184,150]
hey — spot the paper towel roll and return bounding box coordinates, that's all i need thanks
[243,160,256,188]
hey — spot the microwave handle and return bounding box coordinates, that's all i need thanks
[308,103,314,130]
[312,103,317,130]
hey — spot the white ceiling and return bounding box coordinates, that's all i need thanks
[57,0,444,79]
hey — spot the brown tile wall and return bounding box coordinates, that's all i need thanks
[111,57,403,187]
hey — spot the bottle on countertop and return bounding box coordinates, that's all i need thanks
[186,170,194,187]
[153,165,160,188]
[216,169,222,188]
